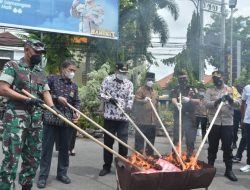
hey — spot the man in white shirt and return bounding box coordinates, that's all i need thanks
[239,84,250,172]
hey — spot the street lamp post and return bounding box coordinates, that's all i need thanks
[229,0,237,86]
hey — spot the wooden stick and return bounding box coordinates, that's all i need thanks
[21,89,143,171]
[67,103,146,159]
[193,101,224,163]
[147,98,186,170]
[106,92,162,158]
[179,93,182,157]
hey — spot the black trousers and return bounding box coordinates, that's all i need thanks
[38,124,73,180]
[69,129,77,151]
[135,125,156,155]
[103,119,128,170]
[208,125,233,167]
[233,110,241,144]
[236,128,247,158]
[195,116,208,139]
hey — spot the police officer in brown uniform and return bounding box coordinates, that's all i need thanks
[171,70,200,158]
[204,71,240,181]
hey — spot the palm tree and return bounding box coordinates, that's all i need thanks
[119,0,179,63]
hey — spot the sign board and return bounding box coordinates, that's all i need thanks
[0,0,119,39]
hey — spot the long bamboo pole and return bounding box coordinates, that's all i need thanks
[106,92,162,158]
[179,93,182,156]
[147,98,186,170]
[193,101,224,164]
[21,89,143,171]
[67,103,146,159]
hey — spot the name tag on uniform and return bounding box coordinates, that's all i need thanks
[70,91,74,98]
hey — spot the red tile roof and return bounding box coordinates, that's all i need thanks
[0,32,23,46]
[156,73,212,89]
[157,73,173,89]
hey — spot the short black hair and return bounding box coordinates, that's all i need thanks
[212,70,224,78]
[61,59,76,69]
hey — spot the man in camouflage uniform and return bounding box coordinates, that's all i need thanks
[0,39,54,190]
[0,95,7,141]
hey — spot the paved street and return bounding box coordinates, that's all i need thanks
[0,132,249,190]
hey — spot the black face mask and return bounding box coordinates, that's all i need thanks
[213,78,223,87]
[30,55,42,65]
[179,79,188,86]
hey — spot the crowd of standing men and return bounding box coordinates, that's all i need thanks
[0,39,249,190]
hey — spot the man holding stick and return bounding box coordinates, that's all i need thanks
[0,39,54,190]
[98,62,134,176]
[134,72,159,155]
[171,70,200,159]
[204,71,240,181]
[37,60,80,188]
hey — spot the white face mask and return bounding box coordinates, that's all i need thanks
[65,71,75,79]
[116,73,126,81]
[146,81,154,88]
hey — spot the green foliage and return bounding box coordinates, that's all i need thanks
[204,15,250,72]
[159,110,173,127]
[78,63,110,113]
[166,76,178,91]
[42,33,74,74]
[77,113,104,130]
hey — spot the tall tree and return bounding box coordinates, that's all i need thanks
[204,15,250,83]
[162,11,199,82]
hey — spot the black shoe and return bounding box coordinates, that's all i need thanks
[22,184,32,190]
[99,168,111,176]
[69,150,76,156]
[232,156,241,163]
[37,179,46,189]
[224,170,238,182]
[56,175,71,184]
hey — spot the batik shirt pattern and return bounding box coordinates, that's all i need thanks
[99,74,134,121]
[47,75,80,119]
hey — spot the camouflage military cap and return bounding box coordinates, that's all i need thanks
[25,39,46,53]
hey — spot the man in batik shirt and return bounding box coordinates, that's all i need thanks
[98,62,134,176]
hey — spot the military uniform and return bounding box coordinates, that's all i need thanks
[0,58,49,190]
[171,85,198,157]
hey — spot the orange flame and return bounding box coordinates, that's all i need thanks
[128,153,159,170]
[163,145,202,171]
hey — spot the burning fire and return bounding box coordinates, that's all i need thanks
[163,153,201,171]
[128,147,202,172]
[128,153,162,171]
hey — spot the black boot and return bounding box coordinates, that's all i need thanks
[22,184,32,190]
[224,170,237,181]
[225,163,237,182]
